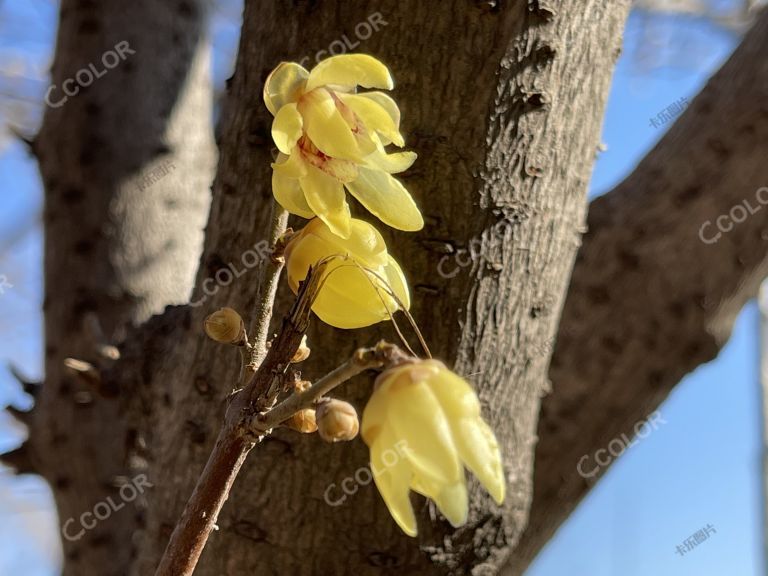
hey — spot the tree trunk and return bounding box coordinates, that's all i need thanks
[26,1,216,575]
[124,1,629,575]
[508,9,768,573]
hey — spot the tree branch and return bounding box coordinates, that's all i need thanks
[154,259,413,576]
[254,341,412,432]
[249,205,289,368]
[507,8,768,573]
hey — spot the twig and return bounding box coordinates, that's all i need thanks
[249,205,289,368]
[254,341,411,432]
[151,431,251,574]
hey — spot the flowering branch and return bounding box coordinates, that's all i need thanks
[155,53,507,575]
[154,208,307,576]
[155,249,408,575]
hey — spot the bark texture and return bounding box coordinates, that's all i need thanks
[22,1,216,575]
[126,1,629,575]
[508,9,768,573]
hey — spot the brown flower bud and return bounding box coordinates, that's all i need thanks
[294,379,311,392]
[204,308,245,345]
[316,399,359,443]
[291,335,311,364]
[286,408,318,433]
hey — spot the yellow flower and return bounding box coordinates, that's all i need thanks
[361,360,505,537]
[284,217,410,329]
[264,54,423,238]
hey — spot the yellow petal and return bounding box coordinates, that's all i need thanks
[454,418,505,505]
[299,88,362,161]
[388,381,463,486]
[300,164,351,239]
[383,255,410,311]
[306,54,394,92]
[338,93,404,147]
[370,428,417,537]
[271,103,303,154]
[332,95,378,157]
[272,151,307,179]
[263,62,309,116]
[362,386,390,445]
[300,146,359,183]
[357,92,401,135]
[411,474,468,528]
[364,147,417,174]
[272,167,314,219]
[424,366,481,419]
[307,217,389,268]
[312,264,397,329]
[345,167,424,231]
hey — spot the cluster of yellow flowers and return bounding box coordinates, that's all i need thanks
[264,54,504,536]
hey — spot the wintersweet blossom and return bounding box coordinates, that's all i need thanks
[361,360,505,536]
[264,54,423,238]
[283,217,410,329]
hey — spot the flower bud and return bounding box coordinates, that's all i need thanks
[316,399,359,443]
[204,308,245,345]
[294,379,311,392]
[291,335,311,363]
[286,408,318,433]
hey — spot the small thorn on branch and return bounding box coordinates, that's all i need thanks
[64,358,119,398]
[64,357,100,386]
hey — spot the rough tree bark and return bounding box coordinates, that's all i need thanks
[12,0,768,575]
[508,8,768,573]
[122,1,629,575]
[12,1,216,575]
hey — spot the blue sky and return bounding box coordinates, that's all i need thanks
[0,3,762,575]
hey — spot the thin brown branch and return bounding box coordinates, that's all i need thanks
[152,431,252,576]
[154,256,327,576]
[254,341,412,432]
[249,205,289,368]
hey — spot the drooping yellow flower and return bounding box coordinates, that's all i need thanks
[284,217,410,329]
[264,54,423,239]
[361,360,505,537]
